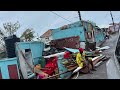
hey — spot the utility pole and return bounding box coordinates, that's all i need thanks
[78,11,82,21]
[78,11,87,33]
[110,11,116,32]
[78,11,87,50]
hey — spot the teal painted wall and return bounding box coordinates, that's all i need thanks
[0,57,20,79]
[51,21,105,44]
[52,26,85,42]
[95,30,105,43]
[16,41,44,65]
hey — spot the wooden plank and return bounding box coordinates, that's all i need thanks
[17,49,28,79]
[17,45,35,79]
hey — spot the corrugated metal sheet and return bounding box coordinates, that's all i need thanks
[50,36,80,49]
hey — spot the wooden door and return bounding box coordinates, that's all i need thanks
[8,64,19,79]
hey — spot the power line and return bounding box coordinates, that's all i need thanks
[50,11,72,23]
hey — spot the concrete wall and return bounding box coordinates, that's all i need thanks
[52,26,85,42]
[95,30,105,43]
[16,41,44,65]
[0,57,20,79]
[51,21,104,44]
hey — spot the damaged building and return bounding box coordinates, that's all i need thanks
[40,20,105,50]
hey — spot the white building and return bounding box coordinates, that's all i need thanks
[108,23,120,33]
[40,29,53,51]
[40,29,53,44]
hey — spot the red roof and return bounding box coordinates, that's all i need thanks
[40,29,52,38]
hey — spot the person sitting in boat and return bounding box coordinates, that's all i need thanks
[76,48,96,73]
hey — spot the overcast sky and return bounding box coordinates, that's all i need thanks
[0,11,120,38]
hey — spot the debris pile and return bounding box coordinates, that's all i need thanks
[33,38,110,79]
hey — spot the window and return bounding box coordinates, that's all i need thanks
[25,49,31,52]
[87,32,92,39]
[88,23,92,30]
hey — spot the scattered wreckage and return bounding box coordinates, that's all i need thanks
[0,35,110,79]
[33,45,110,79]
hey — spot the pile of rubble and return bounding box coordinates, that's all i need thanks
[33,44,110,79]
[33,35,111,79]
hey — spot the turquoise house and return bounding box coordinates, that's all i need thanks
[0,57,20,79]
[16,41,44,65]
[49,20,105,46]
[0,41,45,79]
[52,21,86,42]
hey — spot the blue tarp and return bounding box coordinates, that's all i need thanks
[64,47,79,53]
